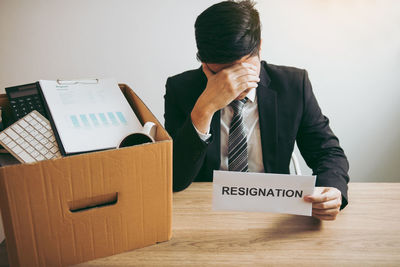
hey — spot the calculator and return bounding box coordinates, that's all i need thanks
[5,82,48,122]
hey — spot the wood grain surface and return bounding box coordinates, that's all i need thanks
[1,183,400,266]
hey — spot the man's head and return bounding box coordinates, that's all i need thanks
[195,0,261,64]
[196,0,262,100]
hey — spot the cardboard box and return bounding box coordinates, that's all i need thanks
[0,212,4,243]
[0,84,172,266]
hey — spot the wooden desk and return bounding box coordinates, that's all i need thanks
[1,183,400,266]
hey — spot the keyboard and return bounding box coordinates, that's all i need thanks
[0,110,61,163]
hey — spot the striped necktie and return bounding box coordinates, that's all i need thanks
[228,99,248,172]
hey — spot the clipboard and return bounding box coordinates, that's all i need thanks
[38,78,143,155]
[38,79,97,156]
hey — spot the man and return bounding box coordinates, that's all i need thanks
[164,0,349,221]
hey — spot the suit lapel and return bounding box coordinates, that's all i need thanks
[257,63,278,172]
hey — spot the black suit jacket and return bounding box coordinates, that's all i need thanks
[164,61,349,209]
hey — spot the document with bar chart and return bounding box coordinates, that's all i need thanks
[39,79,142,155]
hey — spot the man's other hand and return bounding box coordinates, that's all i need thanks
[304,187,342,221]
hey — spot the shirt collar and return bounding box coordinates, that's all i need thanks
[245,88,256,103]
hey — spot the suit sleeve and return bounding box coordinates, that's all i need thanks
[296,70,350,209]
[164,77,211,192]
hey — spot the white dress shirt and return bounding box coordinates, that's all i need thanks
[193,88,265,172]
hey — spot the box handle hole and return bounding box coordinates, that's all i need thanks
[68,192,118,213]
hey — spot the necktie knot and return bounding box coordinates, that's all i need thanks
[230,99,247,115]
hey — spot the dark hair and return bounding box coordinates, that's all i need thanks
[195,0,261,64]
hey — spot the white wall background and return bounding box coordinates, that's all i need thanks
[0,0,399,182]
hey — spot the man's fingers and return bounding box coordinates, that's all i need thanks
[204,62,257,78]
[221,63,258,80]
[237,82,258,92]
[304,187,341,203]
[231,66,258,78]
[312,198,341,210]
[312,207,340,216]
[227,62,257,73]
[321,187,330,194]
[235,74,260,84]
[233,73,260,93]
[312,213,337,221]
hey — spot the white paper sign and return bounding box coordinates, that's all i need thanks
[212,171,316,216]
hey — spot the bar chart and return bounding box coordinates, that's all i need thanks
[70,111,128,128]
